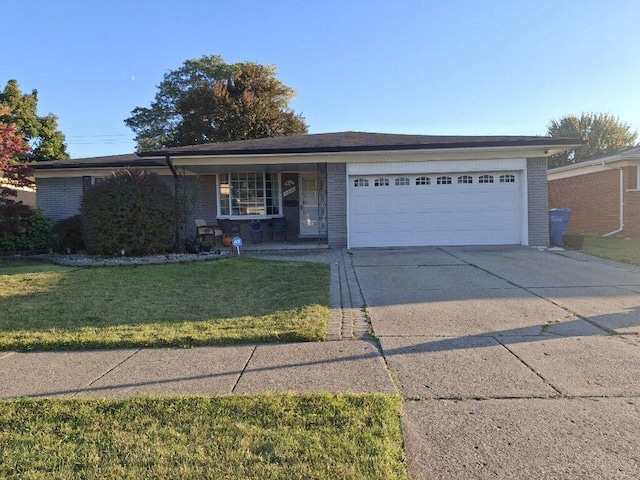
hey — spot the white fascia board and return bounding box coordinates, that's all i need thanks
[168,144,572,167]
[548,162,614,180]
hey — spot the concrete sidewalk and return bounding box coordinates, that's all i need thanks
[0,341,395,399]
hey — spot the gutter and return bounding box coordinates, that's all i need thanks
[603,168,624,237]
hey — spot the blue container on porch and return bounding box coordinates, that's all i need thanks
[548,208,571,247]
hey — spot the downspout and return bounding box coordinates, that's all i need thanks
[603,167,624,237]
[165,154,182,251]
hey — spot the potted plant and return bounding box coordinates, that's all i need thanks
[201,241,213,253]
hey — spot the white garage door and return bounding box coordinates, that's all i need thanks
[348,172,522,247]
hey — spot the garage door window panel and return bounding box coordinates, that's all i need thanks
[374,178,390,186]
[354,178,369,187]
[500,174,516,183]
[457,175,473,184]
[436,176,452,185]
[479,175,494,184]
[415,176,431,185]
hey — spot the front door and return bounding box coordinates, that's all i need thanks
[300,174,320,236]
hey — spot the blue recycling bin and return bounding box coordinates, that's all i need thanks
[549,208,571,246]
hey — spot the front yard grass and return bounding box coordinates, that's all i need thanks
[0,394,408,480]
[0,256,329,351]
[582,236,640,267]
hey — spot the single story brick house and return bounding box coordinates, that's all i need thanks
[33,131,582,248]
[548,146,640,237]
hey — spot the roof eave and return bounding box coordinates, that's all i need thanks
[140,138,584,158]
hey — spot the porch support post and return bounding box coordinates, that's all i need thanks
[317,162,328,242]
[165,154,182,252]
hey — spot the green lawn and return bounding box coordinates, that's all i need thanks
[582,236,640,267]
[0,394,408,480]
[0,257,329,351]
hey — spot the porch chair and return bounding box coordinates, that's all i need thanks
[195,219,222,245]
[268,217,287,242]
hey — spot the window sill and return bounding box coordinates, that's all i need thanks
[217,215,284,221]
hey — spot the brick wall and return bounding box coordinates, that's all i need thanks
[186,175,217,238]
[622,166,640,237]
[623,190,640,236]
[527,157,550,246]
[36,177,84,221]
[548,169,620,235]
[327,163,347,247]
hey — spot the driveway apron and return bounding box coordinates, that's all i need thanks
[351,246,640,479]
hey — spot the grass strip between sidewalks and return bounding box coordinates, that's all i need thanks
[0,393,408,480]
[0,257,329,351]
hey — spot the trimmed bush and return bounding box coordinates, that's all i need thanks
[49,214,85,253]
[0,203,52,253]
[81,169,176,256]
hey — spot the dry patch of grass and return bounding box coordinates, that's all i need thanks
[0,257,329,350]
[0,394,407,480]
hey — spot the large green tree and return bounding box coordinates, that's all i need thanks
[547,112,638,169]
[0,80,69,161]
[125,55,308,151]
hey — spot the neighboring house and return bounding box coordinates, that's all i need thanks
[33,131,582,248]
[548,146,640,237]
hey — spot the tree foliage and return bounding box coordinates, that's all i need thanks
[124,55,308,151]
[81,169,176,256]
[0,79,69,162]
[547,113,638,169]
[0,104,31,204]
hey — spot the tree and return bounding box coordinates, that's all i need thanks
[547,113,638,169]
[0,105,31,204]
[0,79,69,161]
[124,55,308,151]
[0,105,52,252]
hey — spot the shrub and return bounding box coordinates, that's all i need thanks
[81,169,176,256]
[49,214,85,253]
[0,203,52,253]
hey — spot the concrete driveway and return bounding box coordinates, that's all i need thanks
[351,246,640,479]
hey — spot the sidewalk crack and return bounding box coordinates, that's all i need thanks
[231,345,257,393]
[493,337,564,397]
[75,348,141,396]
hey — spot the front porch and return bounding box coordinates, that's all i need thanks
[239,238,329,252]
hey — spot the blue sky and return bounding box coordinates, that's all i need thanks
[4,0,639,158]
